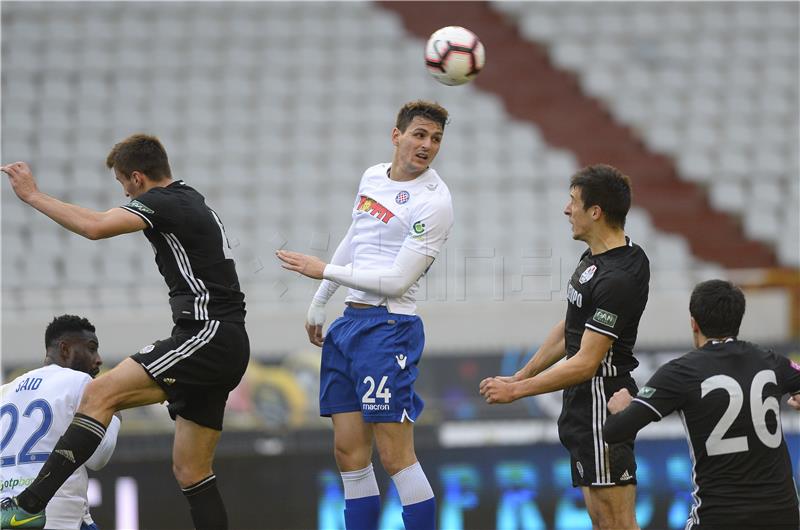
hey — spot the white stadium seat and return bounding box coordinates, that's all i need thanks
[2,0,795,318]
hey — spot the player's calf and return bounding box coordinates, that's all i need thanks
[181,474,227,530]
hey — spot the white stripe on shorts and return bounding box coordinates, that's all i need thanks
[146,320,219,377]
[591,376,611,485]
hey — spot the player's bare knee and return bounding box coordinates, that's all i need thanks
[333,441,371,471]
[376,446,415,476]
[172,461,211,488]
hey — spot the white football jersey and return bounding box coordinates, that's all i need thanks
[345,163,453,314]
[0,365,119,529]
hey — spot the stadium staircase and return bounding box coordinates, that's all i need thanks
[380,1,792,269]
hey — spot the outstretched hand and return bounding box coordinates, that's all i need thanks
[276,249,327,280]
[1,161,39,203]
[788,394,800,411]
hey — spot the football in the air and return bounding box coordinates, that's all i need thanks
[425,26,486,86]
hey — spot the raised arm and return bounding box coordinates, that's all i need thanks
[2,162,147,239]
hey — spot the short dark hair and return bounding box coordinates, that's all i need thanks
[395,100,449,132]
[106,133,172,181]
[689,280,746,338]
[45,314,96,349]
[569,164,631,229]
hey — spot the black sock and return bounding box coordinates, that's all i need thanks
[17,413,106,514]
[182,474,228,530]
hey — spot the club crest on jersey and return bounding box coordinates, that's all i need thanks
[139,344,155,354]
[395,191,410,204]
[356,195,395,224]
[579,265,597,284]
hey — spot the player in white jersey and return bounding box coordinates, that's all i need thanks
[277,100,453,530]
[1,315,119,529]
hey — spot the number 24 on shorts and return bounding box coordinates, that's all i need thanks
[362,376,392,404]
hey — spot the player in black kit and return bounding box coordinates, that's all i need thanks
[1,134,248,530]
[480,164,649,530]
[605,279,800,530]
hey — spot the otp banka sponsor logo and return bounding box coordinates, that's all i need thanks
[567,283,583,308]
[1,476,34,492]
[361,375,392,411]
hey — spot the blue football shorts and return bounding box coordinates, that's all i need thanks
[319,305,425,422]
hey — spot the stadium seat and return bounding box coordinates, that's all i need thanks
[496,0,798,266]
[4,0,792,317]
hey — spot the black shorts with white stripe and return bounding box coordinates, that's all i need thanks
[131,319,250,431]
[557,374,638,487]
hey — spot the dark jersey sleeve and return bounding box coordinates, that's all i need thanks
[630,359,690,420]
[119,188,183,232]
[585,273,636,339]
[603,400,657,443]
[775,353,800,395]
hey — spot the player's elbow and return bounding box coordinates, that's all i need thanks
[389,282,412,298]
[381,278,413,298]
[82,222,107,240]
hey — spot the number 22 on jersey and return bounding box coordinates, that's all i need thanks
[1,399,54,466]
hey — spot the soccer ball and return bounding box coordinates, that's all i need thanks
[425,26,486,86]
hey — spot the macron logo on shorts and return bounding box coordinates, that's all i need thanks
[395,354,407,370]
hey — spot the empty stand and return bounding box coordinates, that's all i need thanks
[493,0,799,267]
[2,1,735,318]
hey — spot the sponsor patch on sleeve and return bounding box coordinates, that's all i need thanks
[637,386,656,398]
[126,199,155,215]
[410,221,426,238]
[790,360,800,373]
[592,308,618,328]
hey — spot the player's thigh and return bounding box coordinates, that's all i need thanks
[331,411,374,471]
[581,485,637,529]
[79,358,167,417]
[172,415,222,486]
[373,420,416,475]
